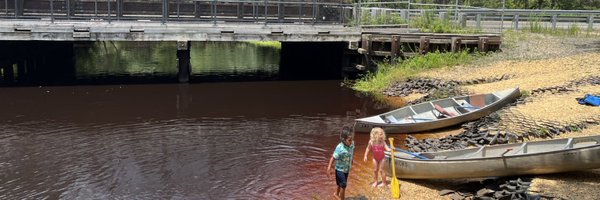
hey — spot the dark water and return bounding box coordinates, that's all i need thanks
[0,81,391,199]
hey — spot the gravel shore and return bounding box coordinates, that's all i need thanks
[349,32,600,200]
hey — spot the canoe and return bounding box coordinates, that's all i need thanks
[385,135,600,179]
[353,87,521,134]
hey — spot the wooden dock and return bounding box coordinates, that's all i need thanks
[351,31,502,71]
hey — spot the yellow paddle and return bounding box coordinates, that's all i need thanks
[389,137,401,198]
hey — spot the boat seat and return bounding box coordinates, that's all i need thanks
[463,146,485,158]
[563,138,574,149]
[454,99,479,112]
[385,115,399,123]
[433,104,457,117]
[469,94,487,108]
[412,111,437,122]
[511,143,528,155]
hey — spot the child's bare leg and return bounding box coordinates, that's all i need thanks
[334,187,340,198]
[372,159,379,186]
[339,188,346,200]
[379,159,388,186]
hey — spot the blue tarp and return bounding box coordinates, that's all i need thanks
[578,94,600,106]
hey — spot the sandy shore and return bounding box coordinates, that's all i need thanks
[346,32,600,200]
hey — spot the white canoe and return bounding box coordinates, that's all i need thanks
[354,87,521,133]
[386,135,600,179]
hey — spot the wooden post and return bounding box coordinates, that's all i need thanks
[451,37,462,52]
[177,41,191,83]
[361,34,372,55]
[478,37,489,52]
[391,35,401,61]
[359,34,372,70]
[419,36,430,55]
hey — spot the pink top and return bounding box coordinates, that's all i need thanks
[372,144,385,161]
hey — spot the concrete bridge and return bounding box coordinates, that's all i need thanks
[0,0,501,84]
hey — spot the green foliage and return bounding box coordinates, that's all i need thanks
[359,12,407,25]
[461,0,600,9]
[352,51,475,92]
[410,11,481,34]
[520,90,531,98]
[247,41,282,49]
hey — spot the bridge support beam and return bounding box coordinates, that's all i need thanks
[177,41,191,83]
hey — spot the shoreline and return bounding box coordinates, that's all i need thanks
[347,32,600,199]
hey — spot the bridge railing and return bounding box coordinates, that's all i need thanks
[354,1,600,32]
[0,0,353,24]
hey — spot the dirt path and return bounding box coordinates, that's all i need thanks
[347,32,600,200]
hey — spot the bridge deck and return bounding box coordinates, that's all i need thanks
[0,20,363,42]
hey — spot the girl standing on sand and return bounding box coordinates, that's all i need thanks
[363,127,392,187]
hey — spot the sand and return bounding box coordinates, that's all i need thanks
[346,32,600,200]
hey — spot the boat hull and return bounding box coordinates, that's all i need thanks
[354,88,521,134]
[386,142,600,179]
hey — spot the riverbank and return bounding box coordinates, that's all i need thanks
[347,31,600,199]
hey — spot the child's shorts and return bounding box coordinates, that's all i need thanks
[335,170,349,189]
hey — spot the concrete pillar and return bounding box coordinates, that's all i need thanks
[177,41,191,83]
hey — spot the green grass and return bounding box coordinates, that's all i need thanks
[352,51,476,93]
[410,11,482,34]
[247,41,282,49]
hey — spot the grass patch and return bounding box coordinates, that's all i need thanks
[526,15,587,36]
[410,11,481,34]
[352,51,475,93]
[247,41,281,49]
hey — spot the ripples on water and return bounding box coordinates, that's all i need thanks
[0,81,389,199]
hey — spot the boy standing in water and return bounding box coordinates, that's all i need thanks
[327,126,355,200]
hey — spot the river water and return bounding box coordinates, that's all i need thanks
[0,81,394,199]
[0,41,410,199]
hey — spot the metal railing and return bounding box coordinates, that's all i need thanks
[0,0,353,24]
[1,0,598,32]
[355,1,600,32]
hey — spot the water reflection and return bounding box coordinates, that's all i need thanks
[74,41,281,82]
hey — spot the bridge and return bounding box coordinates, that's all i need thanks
[0,0,506,84]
